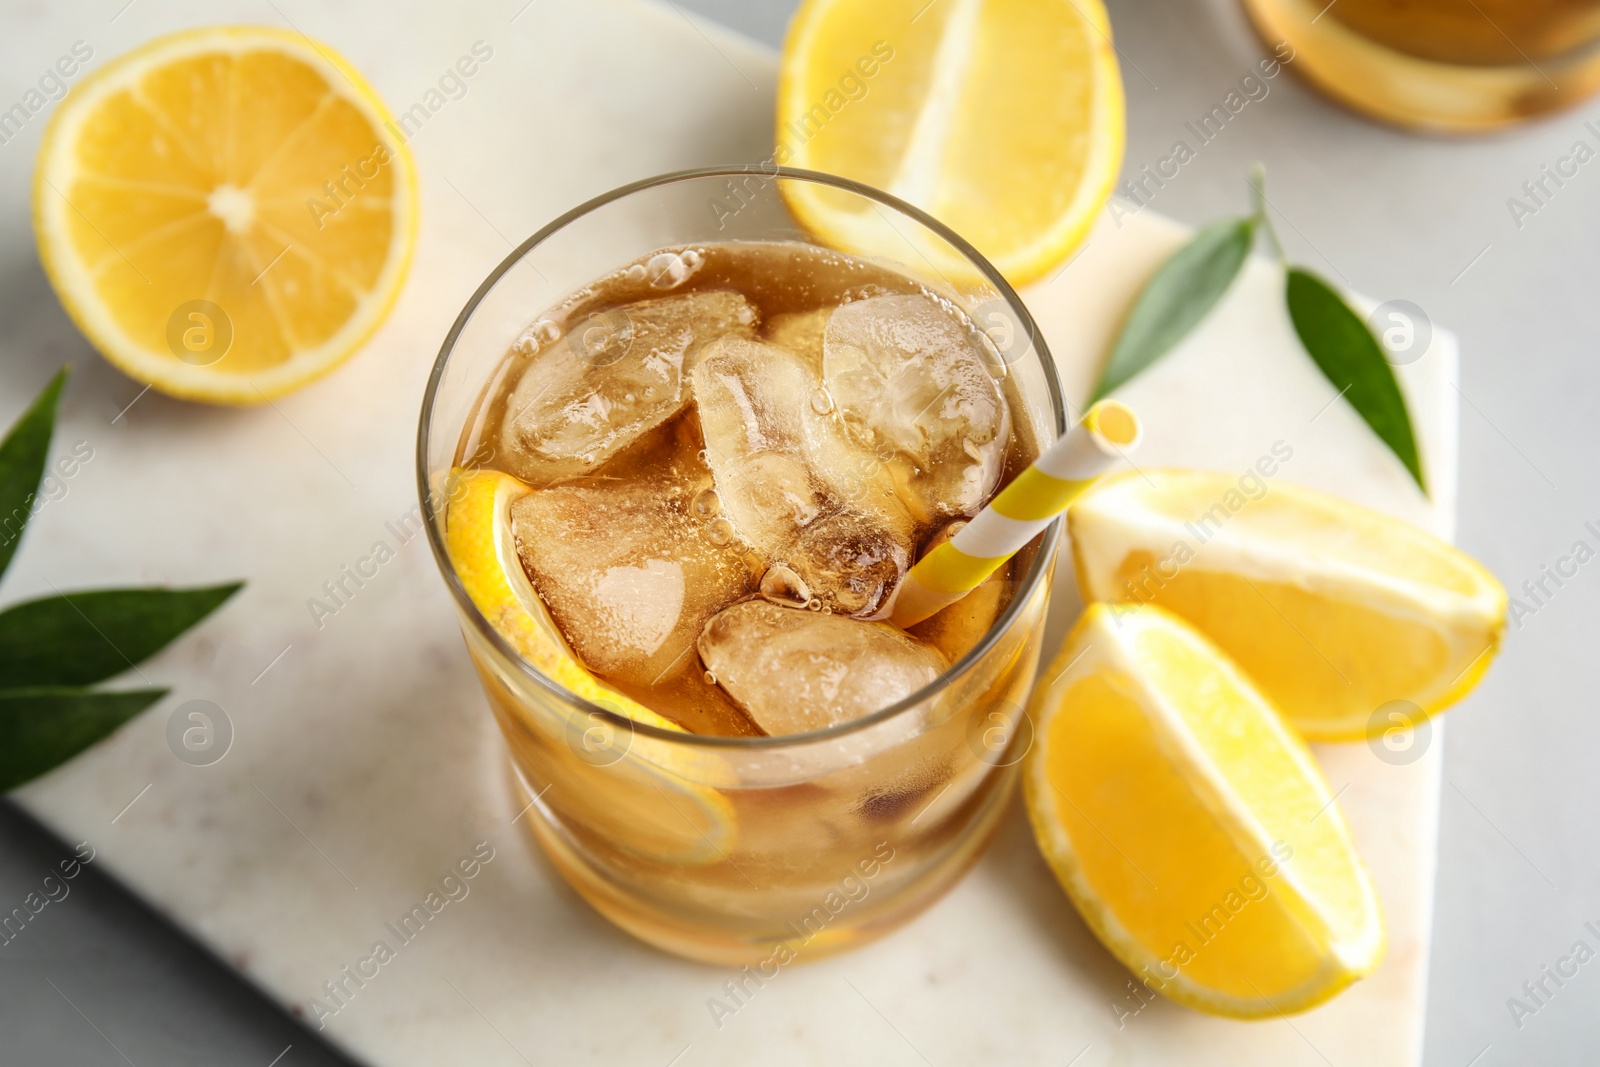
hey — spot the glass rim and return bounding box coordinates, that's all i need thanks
[416,164,1067,750]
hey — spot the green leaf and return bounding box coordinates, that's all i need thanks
[1091,219,1256,401]
[0,686,165,791]
[1286,268,1426,493]
[0,368,68,582]
[0,583,243,689]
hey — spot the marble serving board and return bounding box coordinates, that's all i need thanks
[1,1,1457,1064]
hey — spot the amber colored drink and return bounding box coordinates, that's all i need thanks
[1243,0,1600,130]
[419,170,1065,965]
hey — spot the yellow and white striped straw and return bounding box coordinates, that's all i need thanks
[889,399,1142,629]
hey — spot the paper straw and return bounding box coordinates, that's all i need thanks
[889,399,1142,629]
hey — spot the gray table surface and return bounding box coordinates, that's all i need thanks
[3,0,1596,1064]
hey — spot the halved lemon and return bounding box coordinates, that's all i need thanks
[1025,604,1385,1018]
[444,467,734,863]
[1069,469,1507,740]
[777,0,1124,286]
[33,26,417,403]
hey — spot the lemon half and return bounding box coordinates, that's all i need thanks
[1025,604,1385,1018]
[34,26,418,403]
[777,0,1124,285]
[1069,469,1507,739]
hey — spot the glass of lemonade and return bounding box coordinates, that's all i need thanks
[419,168,1065,965]
[1244,0,1600,130]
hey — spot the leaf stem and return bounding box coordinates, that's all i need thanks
[1247,164,1287,265]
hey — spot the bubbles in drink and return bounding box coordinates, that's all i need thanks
[647,249,703,289]
[514,317,562,356]
[691,488,721,518]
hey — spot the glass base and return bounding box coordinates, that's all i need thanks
[509,760,1019,967]
[1244,0,1600,132]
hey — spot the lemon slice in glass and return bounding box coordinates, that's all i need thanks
[444,468,735,864]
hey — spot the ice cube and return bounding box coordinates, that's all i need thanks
[691,336,915,617]
[908,576,1008,665]
[697,600,947,734]
[511,422,756,688]
[785,509,912,618]
[823,293,1010,522]
[762,307,830,371]
[497,290,756,486]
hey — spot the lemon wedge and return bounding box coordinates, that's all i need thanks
[777,0,1124,285]
[1025,603,1385,1018]
[444,467,734,862]
[33,26,417,403]
[1069,469,1507,740]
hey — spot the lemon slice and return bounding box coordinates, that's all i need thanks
[1025,603,1385,1018]
[777,0,1124,285]
[33,26,418,404]
[1069,469,1507,740]
[444,467,734,862]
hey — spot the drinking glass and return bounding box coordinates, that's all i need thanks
[418,167,1066,965]
[1244,0,1600,130]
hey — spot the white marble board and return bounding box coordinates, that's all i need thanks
[0,1,1460,1064]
